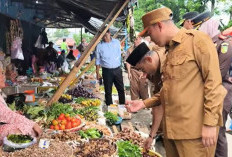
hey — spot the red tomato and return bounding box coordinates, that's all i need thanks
[58,120,62,124]
[58,114,65,120]
[76,119,81,126]
[61,119,67,125]
[65,114,70,118]
[54,125,60,130]
[66,117,71,122]
[50,125,55,129]
[71,122,78,128]
[71,118,76,123]
[52,120,58,126]
[60,125,66,130]
[65,122,72,129]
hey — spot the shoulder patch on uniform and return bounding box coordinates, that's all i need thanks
[221,42,229,54]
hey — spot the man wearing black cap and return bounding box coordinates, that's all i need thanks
[127,42,166,150]
[180,11,199,29]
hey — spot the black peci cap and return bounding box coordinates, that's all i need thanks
[192,11,211,27]
[179,11,199,26]
[126,42,150,66]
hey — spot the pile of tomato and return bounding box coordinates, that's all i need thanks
[50,113,81,130]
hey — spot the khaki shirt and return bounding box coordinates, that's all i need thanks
[144,28,227,140]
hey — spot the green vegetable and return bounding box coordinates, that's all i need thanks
[46,102,77,123]
[76,106,99,121]
[74,97,86,104]
[79,128,102,139]
[7,135,33,144]
[117,141,142,157]
[8,102,16,111]
[104,112,119,125]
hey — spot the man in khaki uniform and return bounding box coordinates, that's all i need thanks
[127,42,166,150]
[193,15,232,157]
[125,7,227,157]
[126,36,149,100]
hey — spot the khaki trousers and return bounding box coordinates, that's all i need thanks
[164,138,217,157]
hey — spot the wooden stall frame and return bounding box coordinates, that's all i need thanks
[69,58,96,88]
[47,0,130,106]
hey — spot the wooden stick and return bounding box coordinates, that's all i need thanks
[69,59,96,88]
[47,0,130,106]
[113,26,123,38]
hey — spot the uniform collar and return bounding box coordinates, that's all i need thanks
[166,28,186,50]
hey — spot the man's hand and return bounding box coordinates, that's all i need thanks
[96,73,102,80]
[144,137,153,151]
[202,125,217,147]
[33,123,42,137]
[125,100,146,113]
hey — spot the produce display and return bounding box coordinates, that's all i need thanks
[79,128,102,139]
[114,128,145,147]
[81,99,101,107]
[117,141,142,157]
[104,111,119,125]
[75,139,116,157]
[7,135,33,144]
[143,151,161,157]
[68,85,95,98]
[49,113,81,130]
[2,141,73,157]
[74,97,86,104]
[76,106,99,121]
[46,103,77,123]
[84,124,113,137]
[58,94,73,103]
[48,132,81,142]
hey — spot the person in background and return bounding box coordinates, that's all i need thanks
[125,7,226,157]
[95,29,125,105]
[126,36,149,100]
[44,42,58,74]
[0,61,42,145]
[66,49,76,69]
[77,38,88,56]
[195,14,232,157]
[179,11,199,29]
[61,38,69,55]
[57,50,66,70]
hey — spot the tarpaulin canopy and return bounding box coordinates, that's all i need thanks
[10,0,134,34]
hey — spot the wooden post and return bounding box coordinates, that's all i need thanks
[113,26,123,38]
[69,59,96,88]
[47,0,130,106]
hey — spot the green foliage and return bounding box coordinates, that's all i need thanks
[73,33,93,45]
[133,0,227,32]
[117,141,142,157]
[53,29,70,38]
[222,20,232,30]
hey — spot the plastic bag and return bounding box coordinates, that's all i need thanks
[118,105,132,119]
[11,37,24,60]
[62,60,70,73]
[3,136,36,152]
[34,35,43,48]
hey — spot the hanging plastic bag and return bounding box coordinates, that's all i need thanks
[34,35,43,48]
[62,60,70,73]
[11,37,24,60]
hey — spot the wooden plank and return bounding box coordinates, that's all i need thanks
[128,122,134,132]
[47,0,130,106]
[112,26,123,38]
[112,125,118,134]
[69,58,96,88]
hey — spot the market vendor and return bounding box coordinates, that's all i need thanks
[0,61,42,145]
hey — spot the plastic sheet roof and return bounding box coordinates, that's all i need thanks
[10,0,132,34]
